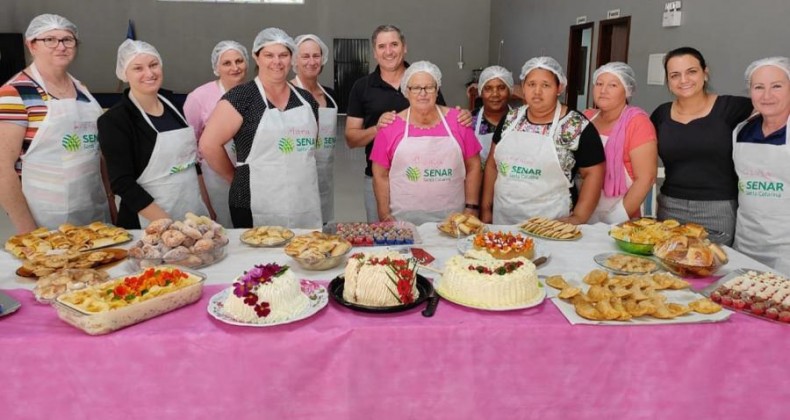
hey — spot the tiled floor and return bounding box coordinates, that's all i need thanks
[0,118,368,238]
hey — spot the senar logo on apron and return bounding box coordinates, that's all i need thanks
[388,106,466,225]
[129,92,208,227]
[293,76,339,224]
[237,77,321,229]
[20,63,110,229]
[492,102,572,225]
[732,114,790,274]
[738,179,784,197]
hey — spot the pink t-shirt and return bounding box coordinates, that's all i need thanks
[583,109,656,179]
[183,80,223,141]
[371,108,482,169]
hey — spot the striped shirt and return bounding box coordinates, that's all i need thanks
[0,71,89,173]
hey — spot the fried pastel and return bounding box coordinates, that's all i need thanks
[546,275,569,290]
[583,269,609,286]
[574,301,602,320]
[558,287,581,299]
[688,298,722,314]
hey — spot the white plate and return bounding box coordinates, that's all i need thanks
[548,272,732,325]
[593,252,661,275]
[456,235,550,263]
[207,280,328,327]
[433,276,546,311]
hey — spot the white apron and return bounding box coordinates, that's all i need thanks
[130,93,208,227]
[20,64,110,229]
[201,81,237,228]
[474,108,495,168]
[237,78,321,229]
[587,111,631,224]
[493,103,571,224]
[389,106,466,225]
[733,115,790,275]
[293,77,337,224]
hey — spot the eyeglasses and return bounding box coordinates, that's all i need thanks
[33,36,78,49]
[407,85,438,94]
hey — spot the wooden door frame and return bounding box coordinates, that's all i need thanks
[596,16,631,67]
[565,22,594,110]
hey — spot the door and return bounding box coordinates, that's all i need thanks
[0,33,25,85]
[333,38,370,114]
[565,22,594,110]
[597,16,631,67]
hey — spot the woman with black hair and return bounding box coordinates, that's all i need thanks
[650,47,752,245]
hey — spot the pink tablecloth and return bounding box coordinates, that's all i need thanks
[2,283,788,420]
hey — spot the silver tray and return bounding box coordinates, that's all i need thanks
[700,268,790,325]
[323,221,422,247]
[0,291,21,318]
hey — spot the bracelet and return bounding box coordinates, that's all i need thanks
[465,203,480,210]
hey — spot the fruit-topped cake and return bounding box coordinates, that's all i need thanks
[438,255,541,308]
[222,263,309,323]
[342,251,419,307]
[472,231,535,260]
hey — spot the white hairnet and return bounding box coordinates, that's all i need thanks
[115,39,162,82]
[400,61,442,95]
[593,62,637,98]
[294,34,329,66]
[252,27,295,55]
[25,14,78,41]
[519,56,567,89]
[478,65,514,96]
[211,40,249,76]
[745,56,790,87]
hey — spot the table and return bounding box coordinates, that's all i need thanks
[2,223,788,419]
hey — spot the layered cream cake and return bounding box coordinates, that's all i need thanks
[439,256,541,308]
[223,263,309,323]
[343,251,419,307]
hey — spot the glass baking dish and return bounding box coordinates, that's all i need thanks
[52,265,206,335]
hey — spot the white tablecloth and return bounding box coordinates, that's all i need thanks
[0,223,774,290]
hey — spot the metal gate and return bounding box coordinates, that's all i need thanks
[333,38,370,114]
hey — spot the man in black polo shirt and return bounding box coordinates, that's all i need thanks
[346,24,452,222]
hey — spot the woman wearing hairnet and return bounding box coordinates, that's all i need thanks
[183,40,249,227]
[0,14,110,232]
[651,47,752,245]
[481,56,605,225]
[733,57,790,274]
[583,62,657,224]
[98,40,209,228]
[290,34,337,224]
[199,28,320,228]
[370,61,482,224]
[472,65,514,168]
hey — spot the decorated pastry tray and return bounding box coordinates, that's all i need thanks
[52,265,206,335]
[519,217,582,241]
[5,222,132,259]
[548,271,731,326]
[328,274,433,313]
[700,268,790,325]
[208,280,328,327]
[433,275,546,311]
[323,221,421,247]
[16,248,128,278]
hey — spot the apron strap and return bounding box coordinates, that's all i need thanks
[404,106,453,138]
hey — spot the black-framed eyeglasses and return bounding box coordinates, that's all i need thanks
[407,85,438,94]
[33,36,78,49]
